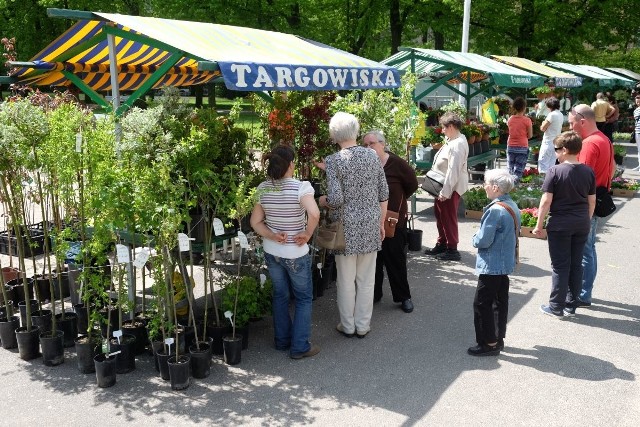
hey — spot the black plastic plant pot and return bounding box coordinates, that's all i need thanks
[109,334,137,374]
[94,353,117,388]
[122,319,147,355]
[223,334,242,365]
[18,299,38,328]
[206,324,228,356]
[0,316,20,349]
[236,325,249,350]
[189,341,212,379]
[407,229,423,252]
[0,285,16,307]
[167,355,191,391]
[0,301,13,319]
[156,349,173,381]
[31,309,53,334]
[40,330,65,366]
[73,303,89,335]
[151,341,163,372]
[15,325,41,360]
[56,312,78,348]
[75,335,100,374]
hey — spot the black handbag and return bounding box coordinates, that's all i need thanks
[422,169,445,197]
[594,187,616,218]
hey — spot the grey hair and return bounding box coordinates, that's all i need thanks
[329,112,360,143]
[484,169,515,194]
[362,129,390,152]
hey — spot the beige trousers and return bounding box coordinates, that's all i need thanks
[335,252,377,334]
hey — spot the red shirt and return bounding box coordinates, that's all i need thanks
[507,115,532,147]
[577,131,614,188]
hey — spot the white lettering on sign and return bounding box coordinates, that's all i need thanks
[254,66,274,88]
[275,67,294,87]
[225,63,397,90]
[294,68,310,87]
[231,64,251,87]
[510,76,532,84]
[327,68,348,87]
[312,69,328,87]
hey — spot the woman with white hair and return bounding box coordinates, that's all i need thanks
[468,168,520,356]
[319,112,389,338]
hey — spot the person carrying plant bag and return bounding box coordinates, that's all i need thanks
[250,145,321,360]
[468,169,520,356]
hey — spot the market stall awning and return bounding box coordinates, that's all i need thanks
[7,10,399,98]
[542,60,634,87]
[384,48,545,88]
[605,67,640,83]
[490,55,582,88]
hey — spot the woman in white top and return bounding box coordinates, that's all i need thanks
[250,145,321,360]
[539,97,564,174]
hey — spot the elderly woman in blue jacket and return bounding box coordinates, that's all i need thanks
[468,169,520,357]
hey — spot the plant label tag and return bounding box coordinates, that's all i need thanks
[133,248,149,269]
[260,273,267,286]
[113,329,122,344]
[75,133,82,152]
[213,218,225,236]
[116,244,130,263]
[237,231,249,249]
[165,337,174,346]
[177,233,192,252]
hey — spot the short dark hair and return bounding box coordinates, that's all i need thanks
[512,97,526,113]
[554,131,582,155]
[439,111,463,129]
[545,97,560,110]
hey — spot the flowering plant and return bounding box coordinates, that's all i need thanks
[520,207,546,228]
[421,126,443,147]
[611,177,639,190]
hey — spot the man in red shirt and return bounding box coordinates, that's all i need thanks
[568,104,615,312]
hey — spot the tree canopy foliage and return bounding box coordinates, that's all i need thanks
[1,0,639,76]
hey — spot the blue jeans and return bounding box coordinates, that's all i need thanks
[580,217,598,303]
[264,253,312,357]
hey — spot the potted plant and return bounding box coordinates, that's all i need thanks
[610,177,639,197]
[520,208,547,239]
[531,86,553,100]
[462,187,490,219]
[613,144,626,165]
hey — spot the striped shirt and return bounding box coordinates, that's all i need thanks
[257,178,314,259]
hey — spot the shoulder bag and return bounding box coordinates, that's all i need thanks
[316,175,346,251]
[383,194,404,239]
[422,169,445,198]
[594,187,616,218]
[495,202,520,267]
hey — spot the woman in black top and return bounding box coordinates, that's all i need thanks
[362,130,419,313]
[534,131,596,318]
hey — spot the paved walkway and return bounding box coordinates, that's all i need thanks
[1,154,639,426]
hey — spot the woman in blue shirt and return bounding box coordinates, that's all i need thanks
[468,169,520,356]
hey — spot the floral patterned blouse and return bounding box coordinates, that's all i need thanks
[324,146,389,255]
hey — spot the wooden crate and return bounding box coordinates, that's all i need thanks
[464,210,484,220]
[520,226,547,240]
[612,188,635,198]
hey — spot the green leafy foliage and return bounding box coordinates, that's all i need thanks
[221,275,261,327]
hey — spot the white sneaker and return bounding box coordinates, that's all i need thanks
[632,166,640,171]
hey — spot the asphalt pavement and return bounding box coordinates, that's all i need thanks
[1,150,639,426]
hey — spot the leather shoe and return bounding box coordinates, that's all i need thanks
[424,244,446,256]
[467,343,500,356]
[401,299,414,313]
[336,323,355,338]
[290,344,320,360]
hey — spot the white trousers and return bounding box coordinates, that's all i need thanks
[335,252,377,334]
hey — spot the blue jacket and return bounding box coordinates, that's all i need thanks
[472,195,521,275]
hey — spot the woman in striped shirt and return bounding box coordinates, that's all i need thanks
[250,145,321,360]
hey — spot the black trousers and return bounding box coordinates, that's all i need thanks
[547,229,588,312]
[473,274,509,345]
[374,228,412,302]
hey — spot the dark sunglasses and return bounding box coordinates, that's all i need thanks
[570,108,585,120]
[554,146,564,152]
